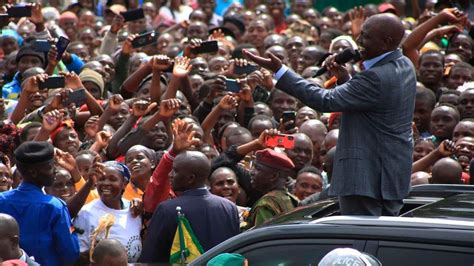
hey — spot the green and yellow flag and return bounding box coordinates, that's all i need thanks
[169,206,204,264]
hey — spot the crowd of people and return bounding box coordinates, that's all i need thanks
[0,0,473,264]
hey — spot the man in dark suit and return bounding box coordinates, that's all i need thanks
[244,13,416,216]
[139,119,240,263]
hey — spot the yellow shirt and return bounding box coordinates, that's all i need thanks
[123,183,144,201]
[74,177,99,204]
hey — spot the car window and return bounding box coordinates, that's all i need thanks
[376,241,474,266]
[235,239,359,266]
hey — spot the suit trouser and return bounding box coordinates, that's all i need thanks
[339,195,403,216]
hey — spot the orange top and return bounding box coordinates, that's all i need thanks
[74,177,99,204]
[123,182,144,201]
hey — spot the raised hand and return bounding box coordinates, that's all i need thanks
[438,139,456,156]
[172,56,192,78]
[246,70,264,89]
[243,49,282,73]
[349,6,365,38]
[224,58,250,78]
[218,94,239,110]
[205,77,226,102]
[48,45,59,67]
[236,79,252,102]
[47,88,74,110]
[440,8,466,24]
[183,38,202,58]
[279,118,298,134]
[150,54,172,72]
[159,98,181,118]
[171,119,200,153]
[122,34,137,55]
[322,53,350,83]
[110,15,125,34]
[95,131,112,149]
[258,128,280,148]
[433,25,463,38]
[84,115,99,138]
[130,198,143,218]
[42,109,64,132]
[209,28,225,41]
[23,73,48,93]
[132,99,157,117]
[107,94,124,113]
[29,3,44,25]
[87,162,105,186]
[55,149,77,172]
[261,69,274,89]
[61,71,83,89]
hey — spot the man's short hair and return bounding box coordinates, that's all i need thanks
[297,165,322,177]
[91,239,127,264]
[416,87,436,109]
[418,50,444,65]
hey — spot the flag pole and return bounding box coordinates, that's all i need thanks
[176,206,186,265]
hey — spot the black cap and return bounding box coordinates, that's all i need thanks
[223,15,246,34]
[16,45,46,66]
[14,141,54,164]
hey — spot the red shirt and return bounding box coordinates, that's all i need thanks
[143,150,176,214]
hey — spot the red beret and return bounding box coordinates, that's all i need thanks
[255,148,295,171]
[378,3,398,15]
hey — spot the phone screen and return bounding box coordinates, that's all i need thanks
[225,79,241,93]
[281,111,296,130]
[38,76,66,90]
[7,6,32,18]
[192,41,218,54]
[120,8,145,22]
[265,135,295,149]
[132,31,157,48]
[64,88,87,106]
[56,37,70,60]
[234,64,258,75]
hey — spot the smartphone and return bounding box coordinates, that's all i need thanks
[132,31,157,48]
[33,40,52,52]
[234,64,258,75]
[225,78,241,93]
[191,40,218,54]
[120,8,145,22]
[282,111,296,131]
[56,36,70,60]
[64,88,87,106]
[7,5,32,18]
[38,76,66,90]
[265,134,295,149]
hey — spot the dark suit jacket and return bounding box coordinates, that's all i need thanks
[277,49,416,200]
[139,188,240,263]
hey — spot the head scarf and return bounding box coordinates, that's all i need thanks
[329,35,358,53]
[104,161,131,182]
[128,145,157,166]
[50,119,76,142]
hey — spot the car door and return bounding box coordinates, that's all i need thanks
[365,240,474,266]
[229,238,365,266]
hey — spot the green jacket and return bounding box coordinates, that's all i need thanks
[247,189,299,228]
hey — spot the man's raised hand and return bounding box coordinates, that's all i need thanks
[171,119,200,153]
[132,99,157,117]
[150,54,173,72]
[159,98,181,118]
[242,49,282,73]
[172,56,192,78]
